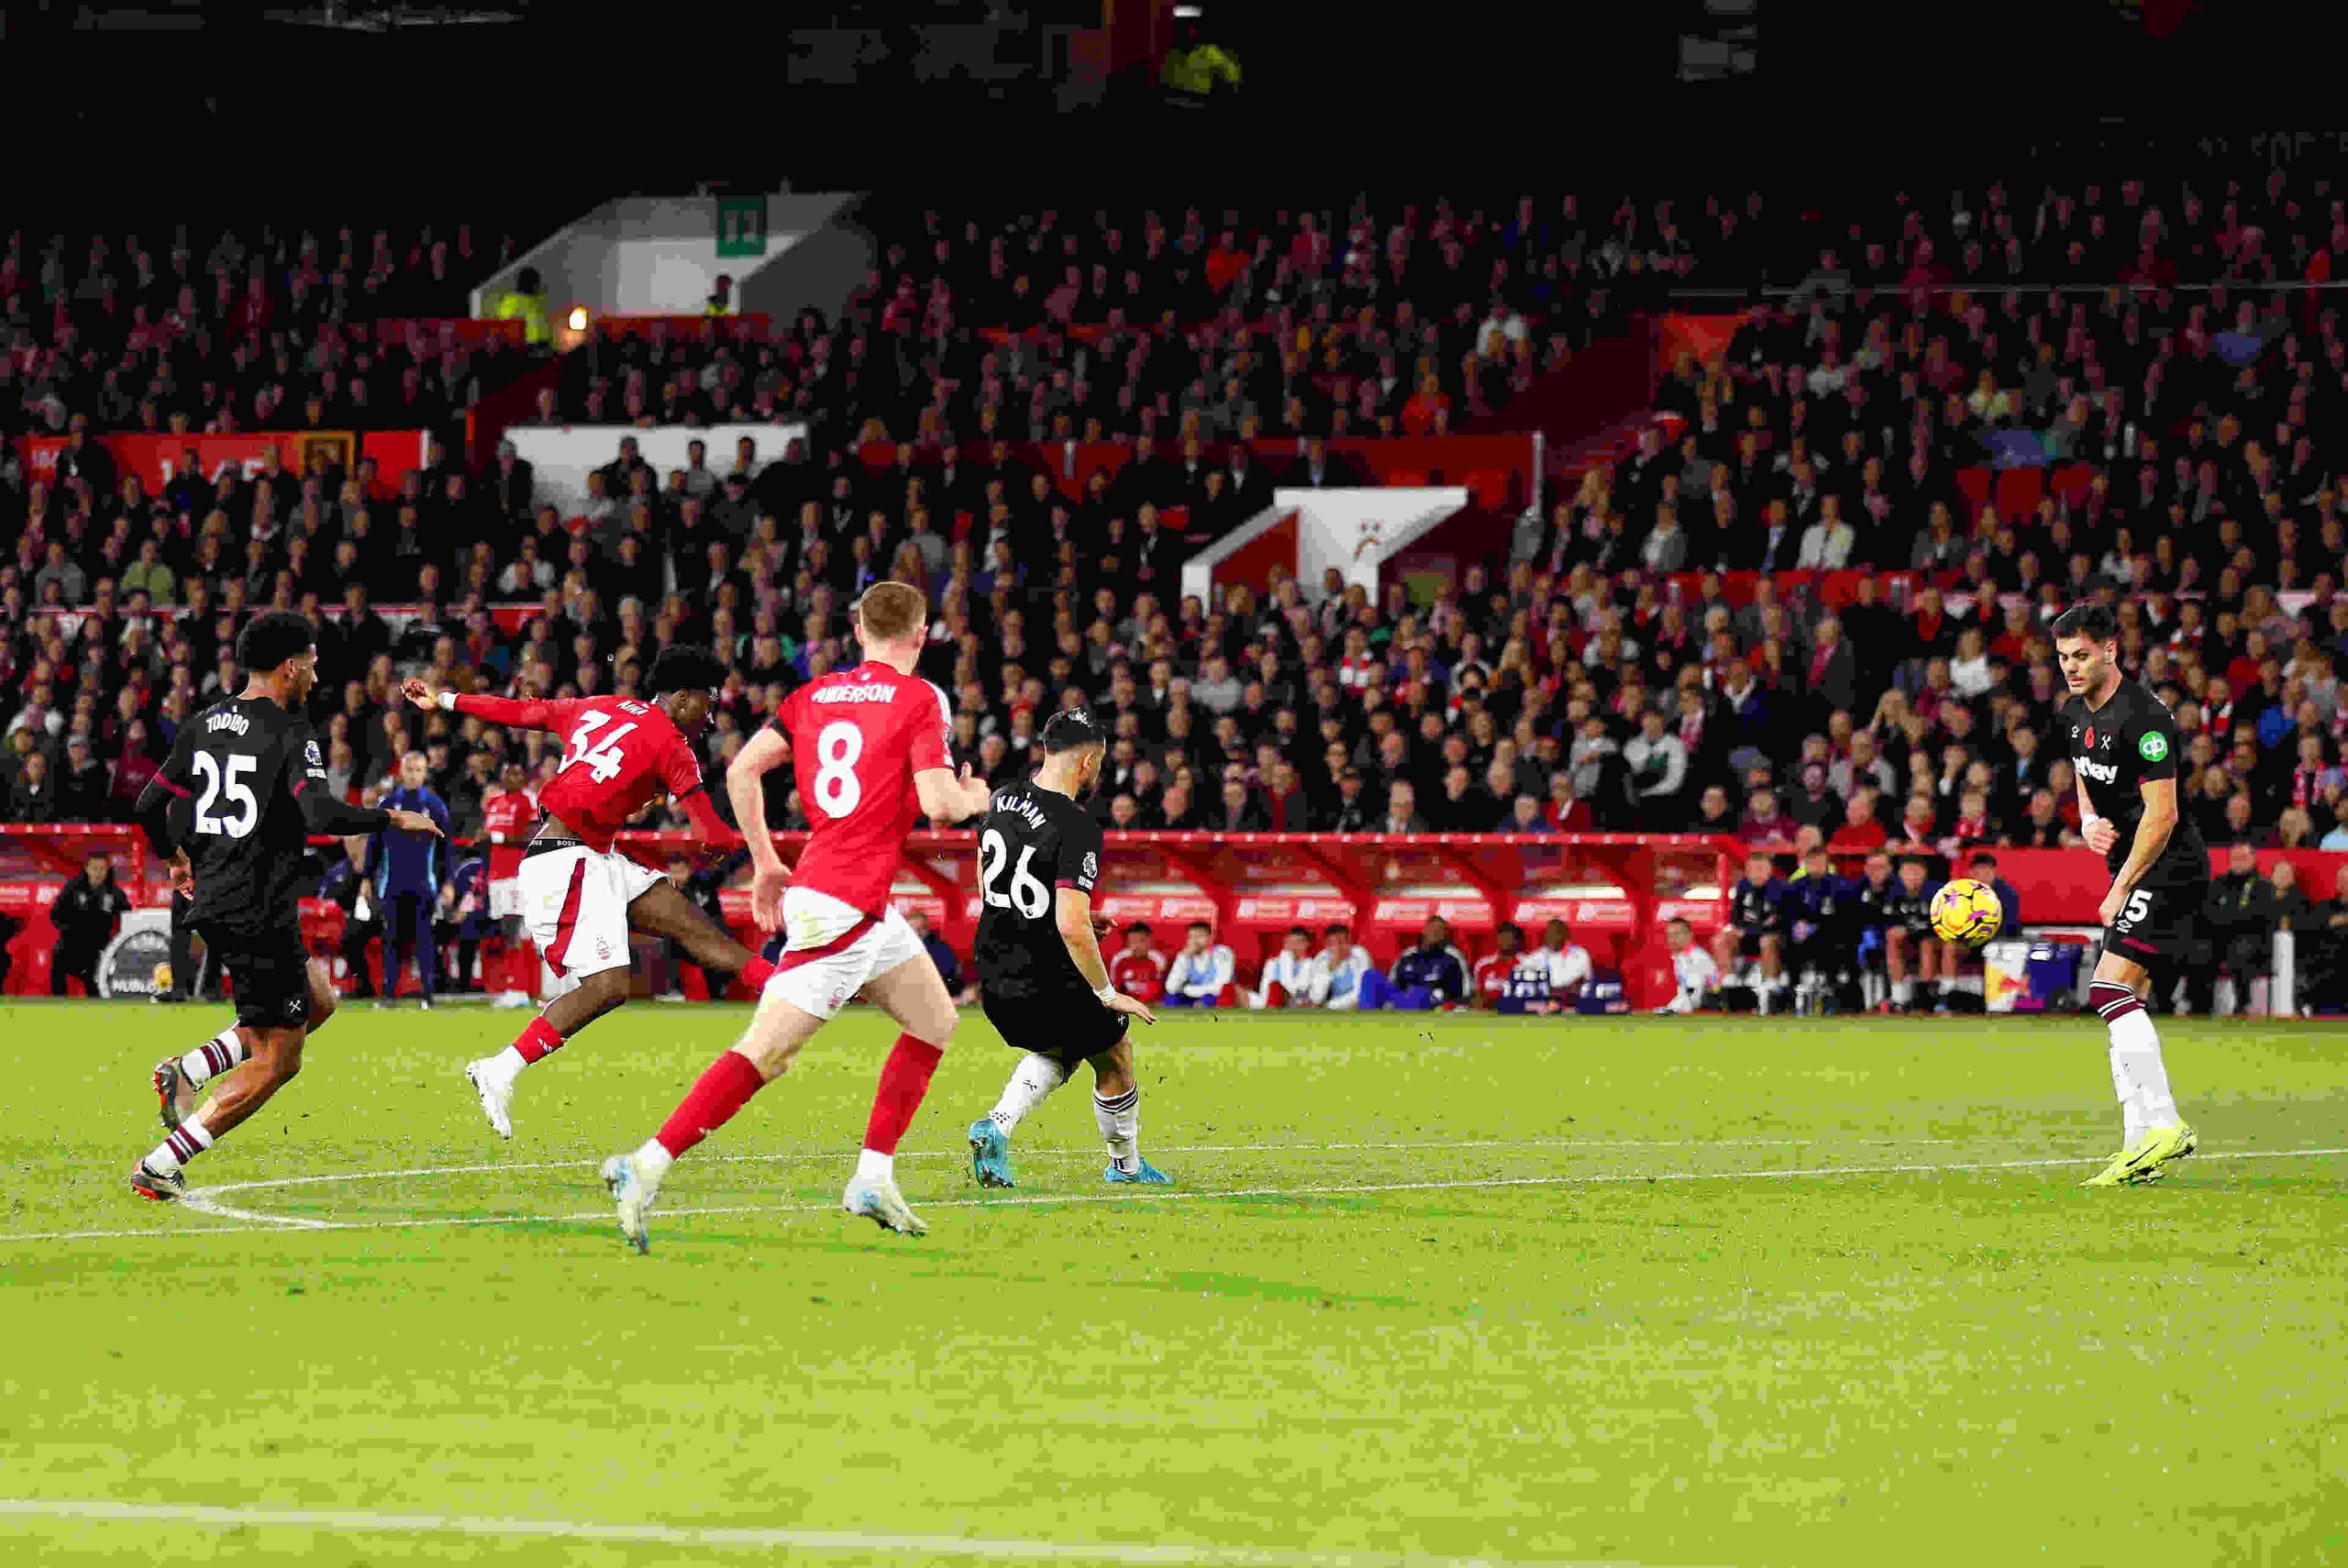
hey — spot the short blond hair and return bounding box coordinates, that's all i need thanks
[856,580,928,646]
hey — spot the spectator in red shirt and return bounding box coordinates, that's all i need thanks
[1108,923,1167,1004]
[1829,789,1889,851]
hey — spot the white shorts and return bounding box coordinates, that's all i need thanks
[520,845,664,980]
[767,886,927,1021]
[488,878,525,921]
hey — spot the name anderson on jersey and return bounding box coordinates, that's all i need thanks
[810,685,899,705]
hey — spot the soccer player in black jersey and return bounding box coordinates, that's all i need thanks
[2054,602,2202,1187]
[127,612,443,1201]
[963,711,1165,1189]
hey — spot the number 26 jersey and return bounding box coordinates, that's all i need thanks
[769,660,955,919]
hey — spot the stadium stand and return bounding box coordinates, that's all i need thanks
[7,171,2348,1007]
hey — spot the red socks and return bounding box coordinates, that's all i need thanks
[863,1033,946,1155]
[649,1032,941,1164]
[656,1051,767,1158]
[741,954,777,992]
[511,1016,565,1065]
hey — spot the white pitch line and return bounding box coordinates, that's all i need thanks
[6,1147,2341,1246]
[179,1135,1984,1198]
[0,1498,1684,1568]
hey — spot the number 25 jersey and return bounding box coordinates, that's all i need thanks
[769,661,955,919]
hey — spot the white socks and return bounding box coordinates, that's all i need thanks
[146,1115,213,1177]
[180,1028,247,1087]
[2093,980,2181,1142]
[1094,1088,1141,1175]
[989,1054,1069,1135]
[1891,979,1913,1005]
[855,1148,893,1183]
[2109,1009,2180,1135]
[633,1139,675,1182]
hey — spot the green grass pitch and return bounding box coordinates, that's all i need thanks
[1,1001,2343,1568]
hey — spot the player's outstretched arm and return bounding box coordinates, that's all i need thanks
[914,763,992,828]
[404,677,565,733]
[727,726,792,930]
[1058,886,1155,1025]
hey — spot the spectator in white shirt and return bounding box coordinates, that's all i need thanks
[1948,625,1995,697]
[1311,924,1372,1010]
[1660,916,1721,1013]
[1246,926,1321,1008]
[1161,921,1235,1008]
[1796,497,1857,569]
[1533,918,1594,997]
[1623,708,1689,812]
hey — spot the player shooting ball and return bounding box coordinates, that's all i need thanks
[400,646,778,1139]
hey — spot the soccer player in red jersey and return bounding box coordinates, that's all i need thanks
[478,759,538,1000]
[601,582,992,1249]
[400,646,779,1138]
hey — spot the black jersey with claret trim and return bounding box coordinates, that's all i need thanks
[2060,676,2208,887]
[150,696,325,938]
[971,778,1104,1002]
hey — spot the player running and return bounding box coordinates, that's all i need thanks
[399,647,777,1138]
[131,612,445,1200]
[2054,602,2202,1187]
[600,581,993,1250]
[964,711,1165,1190]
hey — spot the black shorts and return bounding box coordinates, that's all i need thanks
[2101,878,2205,972]
[1733,930,1778,958]
[195,922,314,1030]
[981,988,1130,1069]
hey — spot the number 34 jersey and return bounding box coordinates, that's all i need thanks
[154,694,329,939]
[971,777,1104,1003]
[454,693,709,854]
[768,660,955,919]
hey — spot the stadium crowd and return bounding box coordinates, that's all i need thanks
[6,174,2348,1009]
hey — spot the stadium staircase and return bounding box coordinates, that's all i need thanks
[1389,316,1667,576]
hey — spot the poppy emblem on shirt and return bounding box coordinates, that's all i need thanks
[2082,727,2095,751]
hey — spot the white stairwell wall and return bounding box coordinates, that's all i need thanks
[470,192,858,319]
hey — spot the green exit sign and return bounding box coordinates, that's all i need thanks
[715,195,767,259]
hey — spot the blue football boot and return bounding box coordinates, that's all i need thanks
[969,1118,1015,1188]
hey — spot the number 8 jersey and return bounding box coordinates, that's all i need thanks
[769,661,956,919]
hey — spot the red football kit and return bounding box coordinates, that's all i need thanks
[451,694,727,851]
[480,785,538,881]
[1109,947,1167,1004]
[766,661,955,919]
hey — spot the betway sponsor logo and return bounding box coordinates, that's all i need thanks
[810,684,897,704]
[2079,758,2120,783]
